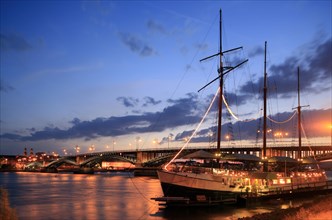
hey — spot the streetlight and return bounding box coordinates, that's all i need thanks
[168,133,173,149]
[113,140,116,152]
[225,134,230,147]
[208,131,213,148]
[89,145,95,153]
[75,145,80,155]
[136,137,142,151]
[152,138,158,149]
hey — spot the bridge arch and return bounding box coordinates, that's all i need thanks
[79,154,136,168]
[142,153,176,167]
[45,158,78,168]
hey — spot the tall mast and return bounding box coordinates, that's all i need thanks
[217,9,223,155]
[263,41,267,162]
[297,67,302,159]
[293,67,309,160]
[198,9,248,158]
[262,41,268,172]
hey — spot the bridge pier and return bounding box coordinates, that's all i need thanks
[136,151,161,164]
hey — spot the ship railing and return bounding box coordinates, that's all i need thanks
[171,164,250,176]
[255,180,328,196]
[169,164,212,174]
[180,165,250,176]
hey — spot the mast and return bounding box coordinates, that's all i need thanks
[263,41,268,172]
[198,9,248,158]
[293,67,309,160]
[263,41,267,160]
[217,9,223,155]
[297,67,302,159]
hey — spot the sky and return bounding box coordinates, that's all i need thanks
[1,0,331,156]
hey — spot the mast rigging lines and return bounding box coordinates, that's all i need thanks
[222,94,298,124]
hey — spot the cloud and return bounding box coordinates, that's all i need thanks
[147,19,167,34]
[173,108,331,143]
[241,37,332,98]
[141,46,154,56]
[0,33,32,52]
[223,92,250,106]
[0,79,15,92]
[70,118,81,125]
[118,32,155,57]
[1,90,330,147]
[160,133,175,145]
[248,45,264,57]
[1,133,23,140]
[142,96,161,107]
[1,93,202,141]
[174,129,194,141]
[116,96,139,108]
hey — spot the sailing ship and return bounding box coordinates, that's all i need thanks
[155,10,328,206]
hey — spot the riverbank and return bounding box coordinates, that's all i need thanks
[240,194,332,220]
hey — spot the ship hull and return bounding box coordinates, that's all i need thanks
[157,170,242,202]
[157,169,329,204]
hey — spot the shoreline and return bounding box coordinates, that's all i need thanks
[239,194,332,220]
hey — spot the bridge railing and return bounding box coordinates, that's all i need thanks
[75,142,331,156]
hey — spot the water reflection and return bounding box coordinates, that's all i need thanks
[0,172,330,220]
[1,172,162,220]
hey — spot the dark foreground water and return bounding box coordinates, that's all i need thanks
[1,171,331,220]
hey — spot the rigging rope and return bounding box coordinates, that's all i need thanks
[301,122,315,157]
[223,93,297,125]
[222,94,239,120]
[164,87,220,170]
[222,94,259,122]
[266,110,297,124]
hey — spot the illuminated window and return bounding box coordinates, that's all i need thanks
[280,179,285,184]
[286,179,291,184]
[273,179,278,184]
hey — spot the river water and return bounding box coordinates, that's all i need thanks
[1,171,331,220]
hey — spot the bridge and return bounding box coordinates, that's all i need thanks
[38,143,331,173]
